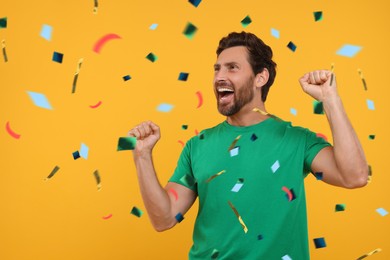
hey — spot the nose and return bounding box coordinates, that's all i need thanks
[214,67,227,83]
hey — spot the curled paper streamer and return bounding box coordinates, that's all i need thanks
[205,170,226,183]
[2,39,8,62]
[44,166,60,181]
[358,69,368,91]
[5,121,21,139]
[72,58,83,93]
[228,201,248,233]
[93,170,102,191]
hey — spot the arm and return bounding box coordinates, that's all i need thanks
[129,121,197,231]
[299,70,368,188]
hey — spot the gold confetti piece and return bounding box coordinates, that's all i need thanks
[228,201,248,233]
[72,58,84,93]
[44,166,60,181]
[93,0,98,14]
[2,39,8,62]
[356,248,381,260]
[205,170,226,183]
[358,69,368,91]
[253,108,281,121]
[93,170,102,191]
[330,63,334,72]
[228,135,241,151]
[330,73,334,86]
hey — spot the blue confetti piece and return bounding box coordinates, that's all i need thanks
[178,72,189,81]
[313,237,327,248]
[271,160,280,173]
[367,99,375,110]
[231,182,244,192]
[72,151,80,160]
[287,41,297,52]
[250,133,258,141]
[271,28,280,39]
[157,103,174,112]
[52,51,63,63]
[123,75,131,81]
[376,208,388,216]
[0,17,7,29]
[230,146,239,157]
[175,212,184,222]
[27,91,53,110]
[40,24,52,41]
[282,255,292,260]
[290,108,297,116]
[149,23,158,30]
[188,0,202,7]
[79,143,89,159]
[336,44,362,57]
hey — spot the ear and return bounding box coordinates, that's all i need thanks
[255,68,269,88]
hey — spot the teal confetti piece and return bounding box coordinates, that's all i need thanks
[335,204,346,212]
[313,11,323,21]
[368,135,375,140]
[72,151,80,160]
[123,75,131,81]
[157,103,173,112]
[183,22,197,40]
[178,72,189,81]
[313,172,323,180]
[27,91,53,110]
[336,44,362,57]
[241,15,252,28]
[376,208,388,216]
[366,99,375,110]
[271,160,280,173]
[149,23,158,30]
[146,52,158,62]
[130,206,144,217]
[40,24,53,41]
[313,237,327,248]
[211,249,219,259]
[313,100,324,114]
[0,17,7,29]
[287,41,297,52]
[181,125,188,130]
[117,136,137,151]
[52,51,63,63]
[271,28,280,39]
[290,108,297,116]
[250,133,258,141]
[175,212,184,222]
[189,0,202,7]
[180,174,196,187]
[80,143,89,159]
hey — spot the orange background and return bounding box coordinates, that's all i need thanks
[0,0,389,259]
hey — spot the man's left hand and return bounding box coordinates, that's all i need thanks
[299,70,338,102]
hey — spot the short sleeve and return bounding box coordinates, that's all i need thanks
[168,139,198,192]
[303,130,332,174]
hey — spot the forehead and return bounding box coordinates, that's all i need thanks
[216,46,250,64]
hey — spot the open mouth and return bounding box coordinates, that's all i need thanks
[217,87,234,102]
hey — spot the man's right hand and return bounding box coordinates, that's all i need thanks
[128,121,160,156]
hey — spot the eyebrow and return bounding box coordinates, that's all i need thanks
[214,62,239,69]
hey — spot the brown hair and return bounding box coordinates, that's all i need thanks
[216,31,277,102]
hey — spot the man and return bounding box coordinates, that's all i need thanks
[128,32,368,259]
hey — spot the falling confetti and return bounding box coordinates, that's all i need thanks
[313,101,324,114]
[93,0,98,14]
[93,33,121,53]
[336,44,362,57]
[146,52,158,62]
[178,140,185,147]
[93,170,102,191]
[271,160,280,173]
[287,41,297,52]
[376,208,388,216]
[282,186,296,201]
[313,237,327,249]
[157,103,174,112]
[72,151,80,160]
[282,255,292,260]
[188,0,202,7]
[123,74,131,81]
[168,188,178,201]
[368,135,375,140]
[366,99,375,110]
[180,174,196,187]
[44,165,60,181]
[330,73,334,86]
[130,206,144,218]
[52,51,63,63]
[313,172,323,180]
[79,143,89,159]
[271,28,280,39]
[117,137,137,151]
[89,100,102,109]
[250,133,258,141]
[196,91,203,108]
[0,17,7,28]
[356,248,382,260]
[228,135,241,151]
[211,249,219,259]
[252,107,280,121]
[2,39,8,62]
[40,24,52,41]
[27,91,53,110]
[290,108,297,116]
[335,204,346,212]
[181,125,188,130]
[183,22,198,40]
[102,214,113,220]
[178,72,189,81]
[175,212,184,223]
[149,23,158,30]
[72,58,83,93]
[229,146,239,157]
[231,179,244,192]
[241,15,252,28]
[316,133,328,141]
[357,69,368,91]
[228,201,248,233]
[5,121,21,139]
[205,170,226,183]
[313,11,323,21]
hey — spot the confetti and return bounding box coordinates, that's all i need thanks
[168,188,178,201]
[368,165,372,183]
[316,133,328,141]
[89,100,102,109]
[229,146,239,157]
[157,103,173,112]
[178,140,185,147]
[241,15,252,28]
[228,135,241,151]
[130,206,144,218]
[271,28,280,39]
[0,17,7,28]
[44,165,60,181]
[27,91,53,110]
[72,58,83,94]
[123,74,131,81]
[79,143,89,159]
[188,0,202,7]
[313,11,323,21]
[196,91,203,108]
[336,44,362,57]
[231,179,244,192]
[211,249,219,259]
[250,133,258,141]
[228,201,248,233]
[5,121,21,139]
[335,204,346,212]
[93,33,121,54]
[183,22,198,40]
[282,186,296,201]
[180,174,196,187]
[366,99,375,110]
[313,237,327,249]
[146,52,158,62]
[149,23,158,30]
[52,51,63,63]
[356,248,382,260]
[287,41,297,52]
[252,108,280,121]
[313,172,323,180]
[356,69,368,91]
[40,24,52,41]
[290,108,297,116]
[205,170,226,183]
[313,101,324,114]
[282,255,293,260]
[330,73,334,86]
[271,160,280,173]
[178,72,189,81]
[257,234,264,240]
[368,135,375,140]
[175,212,184,222]
[72,151,80,160]
[93,170,102,191]
[102,214,113,220]
[376,208,388,216]
[2,39,8,62]
[199,133,204,140]
[117,136,137,151]
[93,0,98,14]
[181,125,188,130]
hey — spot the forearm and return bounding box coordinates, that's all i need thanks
[133,153,175,231]
[323,95,368,186]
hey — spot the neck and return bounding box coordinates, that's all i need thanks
[226,103,269,126]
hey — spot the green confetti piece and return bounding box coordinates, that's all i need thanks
[368,135,375,140]
[241,15,252,28]
[211,249,219,259]
[117,137,137,151]
[313,100,324,114]
[313,11,323,21]
[181,125,188,130]
[0,17,7,28]
[183,22,197,40]
[130,206,143,217]
[146,52,158,62]
[335,204,346,212]
[180,174,196,187]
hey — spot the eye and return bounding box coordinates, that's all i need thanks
[228,64,238,70]
[214,66,220,72]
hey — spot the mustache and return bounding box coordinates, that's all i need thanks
[215,81,233,88]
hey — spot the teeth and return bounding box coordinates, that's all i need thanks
[218,88,234,93]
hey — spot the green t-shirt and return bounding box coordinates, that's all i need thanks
[169,118,330,259]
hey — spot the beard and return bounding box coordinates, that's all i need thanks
[217,76,255,116]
